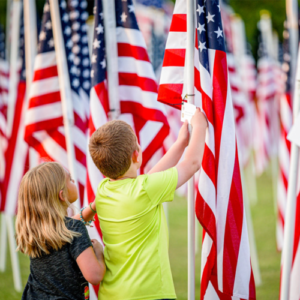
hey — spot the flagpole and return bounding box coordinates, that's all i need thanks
[49,0,79,210]
[24,0,39,169]
[186,0,195,298]
[102,0,120,120]
[280,1,299,299]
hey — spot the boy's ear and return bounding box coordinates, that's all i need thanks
[59,190,66,202]
[132,150,139,163]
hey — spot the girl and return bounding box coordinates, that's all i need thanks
[16,162,106,300]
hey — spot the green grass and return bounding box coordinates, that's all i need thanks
[0,171,280,299]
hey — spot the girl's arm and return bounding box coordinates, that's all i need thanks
[76,239,106,285]
[72,201,97,222]
[148,121,189,174]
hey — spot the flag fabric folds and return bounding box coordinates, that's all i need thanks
[157,0,256,299]
[24,0,90,205]
[0,6,29,216]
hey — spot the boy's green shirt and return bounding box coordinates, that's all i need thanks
[95,167,178,300]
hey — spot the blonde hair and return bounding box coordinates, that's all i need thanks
[15,162,80,258]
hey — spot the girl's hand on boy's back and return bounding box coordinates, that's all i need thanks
[91,239,104,260]
[177,120,189,147]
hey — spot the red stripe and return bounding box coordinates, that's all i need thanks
[162,49,186,67]
[33,65,58,81]
[157,83,183,109]
[28,91,61,108]
[119,73,158,93]
[169,14,187,32]
[117,43,150,62]
[94,81,109,116]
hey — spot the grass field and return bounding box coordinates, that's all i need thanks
[0,171,280,300]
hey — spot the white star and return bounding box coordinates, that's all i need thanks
[72,78,80,88]
[99,12,104,19]
[70,10,79,20]
[206,12,215,23]
[39,31,46,40]
[198,41,206,52]
[197,23,205,34]
[44,3,49,12]
[128,4,134,13]
[82,47,89,55]
[196,5,204,16]
[74,56,81,65]
[83,58,90,66]
[83,81,90,89]
[71,0,78,7]
[73,45,80,54]
[64,27,71,35]
[91,70,95,78]
[96,24,104,34]
[83,69,90,78]
[214,27,223,38]
[45,21,52,30]
[62,13,69,23]
[100,59,106,69]
[70,65,77,74]
[60,0,67,9]
[82,35,88,43]
[66,39,73,48]
[48,39,54,48]
[217,5,220,12]
[82,24,88,31]
[93,38,101,49]
[81,1,87,9]
[68,53,75,61]
[72,22,80,31]
[72,34,80,43]
[81,12,88,21]
[121,12,127,22]
[91,54,97,63]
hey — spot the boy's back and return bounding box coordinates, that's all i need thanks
[96,168,178,300]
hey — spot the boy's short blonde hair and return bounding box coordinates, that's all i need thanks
[89,120,139,179]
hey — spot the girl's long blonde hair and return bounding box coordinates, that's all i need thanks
[15,162,80,258]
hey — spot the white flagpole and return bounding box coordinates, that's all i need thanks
[186,0,195,298]
[7,0,21,138]
[102,0,120,120]
[24,0,39,169]
[280,1,299,299]
[49,0,79,210]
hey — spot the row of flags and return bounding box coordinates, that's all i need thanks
[1,0,300,299]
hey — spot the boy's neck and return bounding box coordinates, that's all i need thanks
[112,164,138,181]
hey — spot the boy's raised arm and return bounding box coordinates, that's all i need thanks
[176,108,207,189]
[148,121,189,175]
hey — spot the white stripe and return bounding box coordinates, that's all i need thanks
[139,120,163,151]
[118,57,157,81]
[216,81,236,292]
[116,27,147,48]
[232,211,251,299]
[90,88,108,130]
[201,233,213,277]
[165,32,187,50]
[290,240,300,300]
[29,76,60,98]
[279,134,290,178]
[203,281,220,300]
[173,0,187,14]
[119,85,165,113]
[33,51,57,70]
[0,74,9,89]
[160,66,185,84]
[280,94,293,130]
[25,102,62,125]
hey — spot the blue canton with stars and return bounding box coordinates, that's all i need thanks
[38,0,90,95]
[91,0,139,87]
[91,0,106,87]
[67,0,91,94]
[196,0,225,73]
[136,0,163,9]
[0,26,6,60]
[19,5,26,82]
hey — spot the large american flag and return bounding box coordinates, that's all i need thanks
[24,0,90,205]
[158,0,256,298]
[85,0,169,298]
[0,6,29,216]
[0,26,9,204]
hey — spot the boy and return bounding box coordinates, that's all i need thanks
[89,108,207,300]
